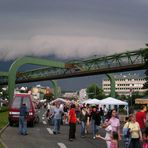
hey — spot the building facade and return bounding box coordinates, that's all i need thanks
[102,74,147,97]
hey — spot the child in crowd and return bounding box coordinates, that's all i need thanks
[96,131,119,148]
[123,116,131,148]
[143,127,148,148]
[100,119,112,148]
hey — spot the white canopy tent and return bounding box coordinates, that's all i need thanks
[82,99,92,104]
[82,98,100,105]
[100,97,128,105]
[50,98,67,104]
[99,97,129,115]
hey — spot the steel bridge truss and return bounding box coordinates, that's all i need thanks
[0,49,145,85]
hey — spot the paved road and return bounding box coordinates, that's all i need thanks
[1,109,125,148]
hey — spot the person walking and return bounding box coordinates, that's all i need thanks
[108,109,121,140]
[136,105,147,135]
[53,103,63,134]
[142,127,148,148]
[96,131,119,148]
[79,106,88,138]
[127,114,143,148]
[123,116,131,148]
[90,105,101,139]
[68,104,77,141]
[19,103,28,135]
[99,120,113,148]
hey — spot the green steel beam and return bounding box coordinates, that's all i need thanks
[106,74,115,98]
[8,57,65,104]
[14,49,144,83]
[72,49,144,71]
[51,80,59,98]
[0,72,8,77]
[0,48,144,86]
[0,49,145,103]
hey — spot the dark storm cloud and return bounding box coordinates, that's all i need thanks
[0,0,148,60]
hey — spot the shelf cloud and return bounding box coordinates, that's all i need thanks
[0,35,145,61]
[0,0,147,61]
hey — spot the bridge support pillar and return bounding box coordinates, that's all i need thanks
[8,57,65,105]
[51,80,61,99]
[106,74,115,98]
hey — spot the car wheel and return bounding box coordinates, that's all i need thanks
[29,120,35,127]
[9,121,13,126]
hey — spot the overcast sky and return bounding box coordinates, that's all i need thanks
[0,0,147,90]
[0,0,148,61]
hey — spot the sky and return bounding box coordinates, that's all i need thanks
[0,0,147,90]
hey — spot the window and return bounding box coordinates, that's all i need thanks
[12,96,31,109]
[12,97,22,109]
[23,97,31,109]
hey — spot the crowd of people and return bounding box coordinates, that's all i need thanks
[44,101,148,148]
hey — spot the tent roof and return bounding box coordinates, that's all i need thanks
[99,97,128,105]
[82,98,100,105]
[50,98,67,104]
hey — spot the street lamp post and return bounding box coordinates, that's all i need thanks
[129,88,133,113]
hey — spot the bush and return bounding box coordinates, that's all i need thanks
[119,108,127,115]
[0,106,8,113]
[0,142,5,148]
[0,111,8,129]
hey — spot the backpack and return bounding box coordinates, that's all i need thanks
[95,112,101,126]
[124,128,131,138]
[123,125,131,139]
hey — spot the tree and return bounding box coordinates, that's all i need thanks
[86,83,105,99]
[143,47,148,94]
[117,94,127,101]
[43,93,54,101]
[0,87,8,99]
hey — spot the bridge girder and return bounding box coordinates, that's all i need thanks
[0,48,146,102]
[7,57,66,104]
[5,49,145,84]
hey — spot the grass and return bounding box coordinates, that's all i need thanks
[0,111,8,148]
[0,142,4,148]
[0,111,8,129]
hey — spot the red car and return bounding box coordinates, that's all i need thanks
[8,93,39,126]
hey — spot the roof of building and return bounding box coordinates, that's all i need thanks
[104,74,145,80]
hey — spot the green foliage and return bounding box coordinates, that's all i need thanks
[0,111,8,129]
[0,106,8,113]
[0,142,5,148]
[43,93,54,101]
[0,87,8,99]
[127,92,144,107]
[117,94,127,101]
[119,107,127,115]
[86,83,105,99]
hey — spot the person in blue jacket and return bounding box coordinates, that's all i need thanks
[19,103,28,135]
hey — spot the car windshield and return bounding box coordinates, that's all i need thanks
[12,96,31,109]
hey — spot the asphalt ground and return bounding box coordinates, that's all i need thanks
[1,109,125,148]
[1,123,125,148]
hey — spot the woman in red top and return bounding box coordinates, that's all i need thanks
[68,104,77,141]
